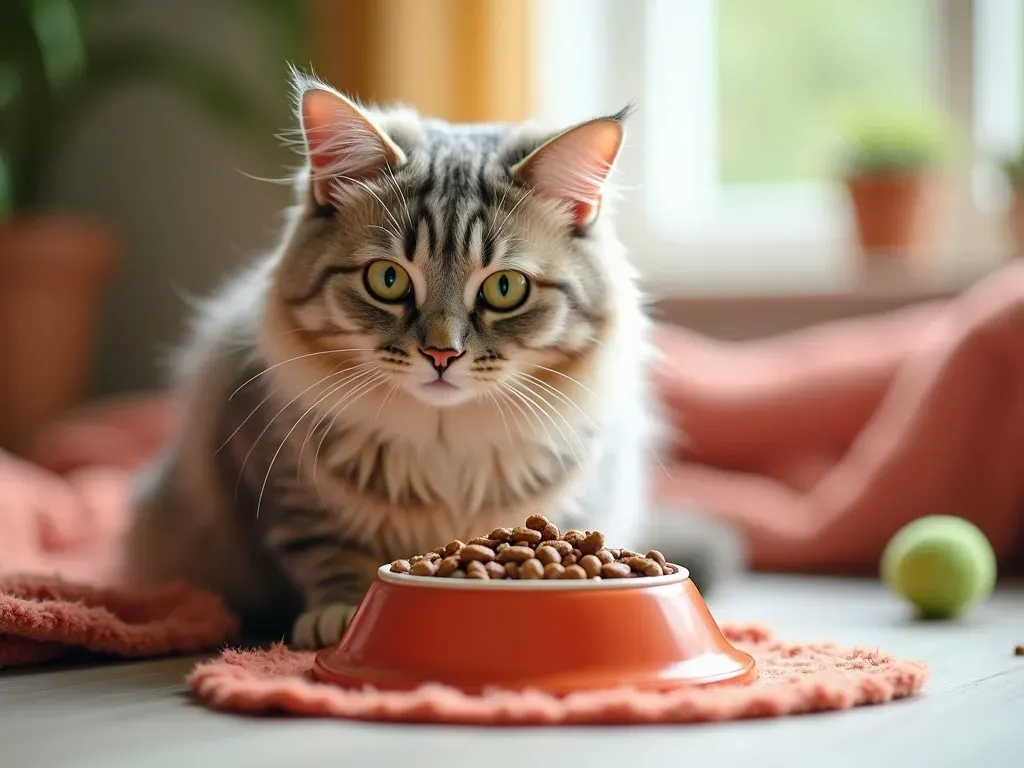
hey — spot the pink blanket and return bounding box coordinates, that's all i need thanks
[653,263,1024,572]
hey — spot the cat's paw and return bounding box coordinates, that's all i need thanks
[291,602,359,649]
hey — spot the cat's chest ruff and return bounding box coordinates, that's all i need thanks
[308,413,593,518]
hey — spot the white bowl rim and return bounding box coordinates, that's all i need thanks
[376,562,690,590]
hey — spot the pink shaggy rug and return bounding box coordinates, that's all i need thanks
[188,624,930,724]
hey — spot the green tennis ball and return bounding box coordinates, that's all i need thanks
[881,515,997,619]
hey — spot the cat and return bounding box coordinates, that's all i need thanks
[125,70,744,650]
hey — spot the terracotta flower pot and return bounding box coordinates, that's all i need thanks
[0,217,118,452]
[845,173,935,264]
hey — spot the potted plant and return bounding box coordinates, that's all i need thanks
[998,149,1024,257]
[0,0,303,451]
[835,106,951,265]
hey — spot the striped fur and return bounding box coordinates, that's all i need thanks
[125,73,668,649]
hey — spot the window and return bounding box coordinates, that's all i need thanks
[533,0,1024,295]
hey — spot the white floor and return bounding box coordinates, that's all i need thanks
[1,574,1022,768]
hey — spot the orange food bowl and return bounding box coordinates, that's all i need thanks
[312,565,756,695]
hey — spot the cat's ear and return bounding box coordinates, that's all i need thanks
[510,112,628,230]
[298,85,406,207]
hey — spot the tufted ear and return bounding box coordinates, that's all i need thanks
[298,83,406,207]
[510,114,627,230]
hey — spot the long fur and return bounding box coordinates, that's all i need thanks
[125,72,743,649]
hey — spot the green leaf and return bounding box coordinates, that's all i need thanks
[28,0,88,97]
[1,0,57,210]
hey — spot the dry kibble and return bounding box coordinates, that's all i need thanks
[535,546,562,566]
[580,554,603,578]
[646,550,668,570]
[563,530,585,545]
[547,540,573,557]
[520,559,545,579]
[394,514,681,580]
[460,543,497,563]
[496,545,536,564]
[541,523,560,541]
[442,540,465,557]
[411,558,438,576]
[560,564,587,579]
[512,527,543,545]
[577,530,606,556]
[601,562,632,579]
[543,562,566,579]
[524,514,550,532]
[624,556,664,577]
[435,555,461,576]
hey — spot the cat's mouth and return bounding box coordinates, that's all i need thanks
[408,377,474,407]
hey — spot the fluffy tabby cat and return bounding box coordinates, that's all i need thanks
[126,71,742,649]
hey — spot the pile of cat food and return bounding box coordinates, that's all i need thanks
[389,514,678,581]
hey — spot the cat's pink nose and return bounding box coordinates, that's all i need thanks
[419,347,464,372]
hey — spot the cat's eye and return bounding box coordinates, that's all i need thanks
[478,270,529,312]
[364,260,412,303]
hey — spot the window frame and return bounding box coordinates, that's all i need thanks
[532,0,1023,296]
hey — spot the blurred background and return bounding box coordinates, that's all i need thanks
[2,0,1023,448]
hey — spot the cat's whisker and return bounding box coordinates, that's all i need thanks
[217,362,352,456]
[512,371,603,436]
[296,363,379,476]
[235,168,296,186]
[488,182,513,235]
[364,223,401,246]
[306,372,389,508]
[500,382,569,481]
[258,368,387,519]
[301,366,381,460]
[493,188,532,241]
[257,377,365,519]
[374,382,399,421]
[506,381,584,471]
[529,365,597,396]
[512,376,591,459]
[651,447,675,479]
[382,163,412,229]
[493,387,528,440]
[311,372,389,488]
[484,390,513,446]
[234,365,362,503]
[338,175,403,240]
[216,381,283,456]
[229,348,374,401]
